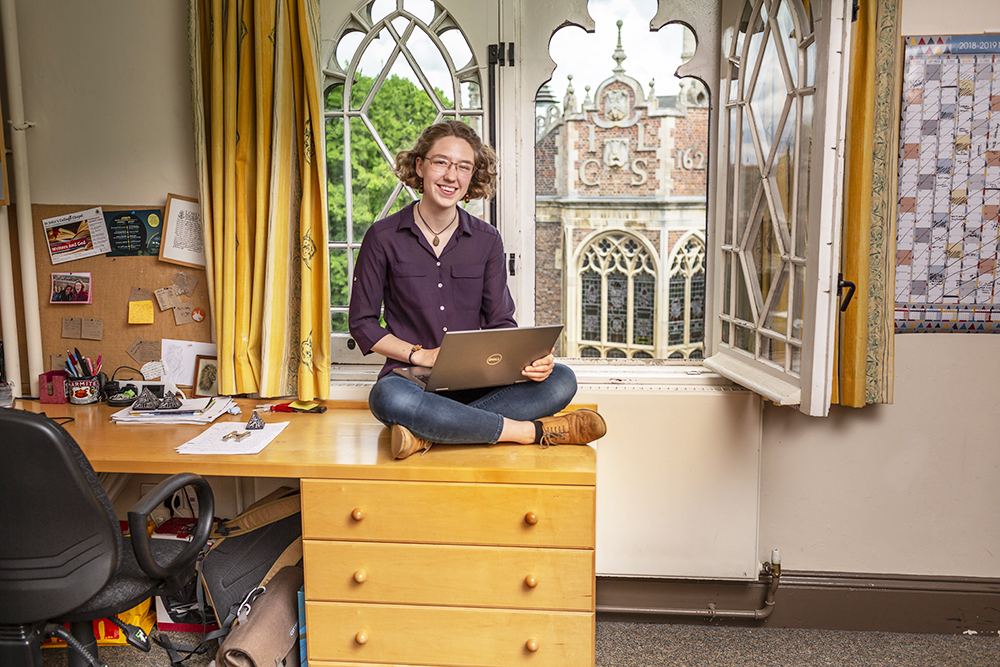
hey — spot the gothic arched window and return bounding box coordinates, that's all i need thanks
[576,231,657,359]
[666,231,706,360]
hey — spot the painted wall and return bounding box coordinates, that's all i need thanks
[754,0,1000,579]
[9,0,999,580]
[15,0,198,204]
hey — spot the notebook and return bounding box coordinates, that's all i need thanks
[393,325,564,392]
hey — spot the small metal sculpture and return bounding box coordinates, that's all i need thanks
[246,411,266,430]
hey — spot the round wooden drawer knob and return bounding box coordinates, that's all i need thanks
[524,512,538,525]
[353,569,367,584]
[524,574,538,588]
[351,508,365,521]
[355,631,368,645]
[525,638,539,652]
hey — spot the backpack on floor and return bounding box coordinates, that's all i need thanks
[201,486,303,631]
[154,486,302,666]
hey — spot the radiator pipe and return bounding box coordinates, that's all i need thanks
[1,0,43,397]
[597,560,781,621]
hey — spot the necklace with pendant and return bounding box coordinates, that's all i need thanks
[416,202,458,247]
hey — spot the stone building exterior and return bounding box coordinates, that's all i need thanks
[535,24,710,359]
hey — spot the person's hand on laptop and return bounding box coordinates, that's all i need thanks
[411,346,440,368]
[521,350,555,382]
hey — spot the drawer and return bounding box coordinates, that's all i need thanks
[301,479,595,548]
[303,540,594,611]
[306,601,594,667]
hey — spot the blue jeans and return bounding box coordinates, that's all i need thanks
[367,363,577,444]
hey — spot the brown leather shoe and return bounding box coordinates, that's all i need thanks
[391,424,433,459]
[538,409,607,447]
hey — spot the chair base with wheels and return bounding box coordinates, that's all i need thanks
[0,408,215,667]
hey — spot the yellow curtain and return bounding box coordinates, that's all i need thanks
[834,0,901,407]
[188,0,330,400]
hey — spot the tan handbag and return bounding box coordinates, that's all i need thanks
[216,566,304,667]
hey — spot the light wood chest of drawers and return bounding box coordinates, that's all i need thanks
[301,456,596,667]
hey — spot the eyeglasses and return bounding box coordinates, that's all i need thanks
[423,157,475,175]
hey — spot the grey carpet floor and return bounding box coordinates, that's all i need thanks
[39,622,1000,667]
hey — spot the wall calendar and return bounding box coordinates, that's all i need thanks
[896,34,1000,332]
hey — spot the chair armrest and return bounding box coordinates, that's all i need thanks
[127,472,215,581]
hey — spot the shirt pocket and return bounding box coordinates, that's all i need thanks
[451,263,484,311]
[389,262,429,299]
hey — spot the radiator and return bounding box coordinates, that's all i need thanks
[573,368,763,581]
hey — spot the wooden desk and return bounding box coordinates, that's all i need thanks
[14,399,597,667]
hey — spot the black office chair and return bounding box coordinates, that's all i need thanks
[0,408,215,667]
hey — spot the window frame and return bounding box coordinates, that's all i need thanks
[320,0,854,418]
[701,0,853,416]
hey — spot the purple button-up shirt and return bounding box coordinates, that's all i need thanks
[349,202,517,378]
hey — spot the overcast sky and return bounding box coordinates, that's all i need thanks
[339,0,691,108]
[544,0,689,104]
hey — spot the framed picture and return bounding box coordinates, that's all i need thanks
[192,355,219,398]
[159,193,206,268]
[50,272,92,304]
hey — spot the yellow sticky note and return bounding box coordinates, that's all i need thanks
[128,299,155,324]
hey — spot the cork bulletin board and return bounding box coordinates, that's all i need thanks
[32,203,213,388]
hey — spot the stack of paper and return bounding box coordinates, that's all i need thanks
[111,396,235,425]
[176,422,289,455]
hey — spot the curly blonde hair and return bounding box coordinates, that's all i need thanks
[395,120,497,201]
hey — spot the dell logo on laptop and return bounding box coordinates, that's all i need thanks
[487,353,503,365]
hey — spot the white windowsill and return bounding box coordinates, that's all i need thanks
[327,359,745,401]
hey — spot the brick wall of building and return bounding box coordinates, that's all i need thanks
[535,128,558,197]
[669,107,709,197]
[572,81,662,197]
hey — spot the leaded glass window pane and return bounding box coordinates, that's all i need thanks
[719,0,812,375]
[582,269,602,341]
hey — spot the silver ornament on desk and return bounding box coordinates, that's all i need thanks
[246,411,266,430]
[157,391,182,410]
[132,387,161,410]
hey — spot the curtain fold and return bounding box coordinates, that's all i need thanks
[188,0,330,400]
[834,0,901,407]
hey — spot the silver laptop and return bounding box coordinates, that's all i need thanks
[394,325,563,392]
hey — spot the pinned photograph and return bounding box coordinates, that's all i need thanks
[50,272,92,304]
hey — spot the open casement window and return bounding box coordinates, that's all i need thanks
[690,0,854,416]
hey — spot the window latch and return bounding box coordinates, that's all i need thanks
[838,273,856,312]
[508,253,516,276]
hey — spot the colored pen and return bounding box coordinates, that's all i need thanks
[66,350,80,376]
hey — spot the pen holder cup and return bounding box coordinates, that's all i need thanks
[68,376,100,405]
[39,370,69,404]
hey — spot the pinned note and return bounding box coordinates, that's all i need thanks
[155,285,181,311]
[173,303,196,325]
[81,318,104,341]
[172,271,199,297]
[128,299,155,324]
[61,317,83,339]
[126,338,161,366]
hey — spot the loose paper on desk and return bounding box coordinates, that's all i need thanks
[111,396,234,425]
[176,421,289,455]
